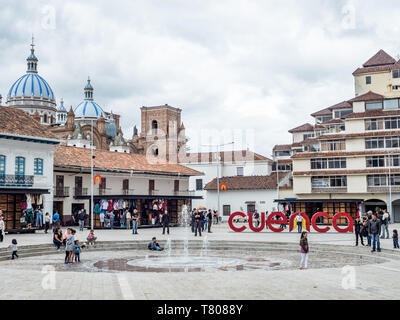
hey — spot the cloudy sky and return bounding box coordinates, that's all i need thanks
[1,0,400,157]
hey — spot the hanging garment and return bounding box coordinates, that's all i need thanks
[26,194,32,210]
[94,203,101,214]
[113,200,119,211]
[107,200,113,211]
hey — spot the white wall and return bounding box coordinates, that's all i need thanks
[0,138,55,215]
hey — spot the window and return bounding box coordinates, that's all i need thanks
[34,158,43,175]
[365,138,385,149]
[328,158,346,169]
[274,151,291,157]
[316,116,333,123]
[303,133,314,140]
[174,180,179,192]
[152,120,158,135]
[15,157,25,176]
[366,76,371,84]
[366,156,385,168]
[385,118,400,130]
[385,136,400,148]
[0,155,5,175]
[312,176,347,188]
[122,179,129,190]
[367,175,386,186]
[393,70,400,78]
[196,179,203,191]
[334,109,352,119]
[384,99,399,110]
[223,205,231,216]
[365,119,384,131]
[365,102,383,110]
[387,155,400,167]
[311,159,327,170]
[277,164,292,171]
[321,140,345,151]
[236,167,244,176]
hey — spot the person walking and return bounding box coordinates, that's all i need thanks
[368,214,382,252]
[126,210,131,230]
[381,209,390,239]
[207,209,213,233]
[354,217,365,246]
[0,216,5,242]
[393,229,399,249]
[162,210,170,235]
[109,211,115,229]
[191,209,196,233]
[44,212,51,234]
[132,209,138,235]
[296,214,303,233]
[78,210,86,232]
[9,239,19,260]
[194,210,203,237]
[299,231,309,270]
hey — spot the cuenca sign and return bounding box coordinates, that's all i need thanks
[228,212,354,233]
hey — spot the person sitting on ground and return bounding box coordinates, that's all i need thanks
[87,229,97,245]
[148,237,163,251]
[53,227,63,251]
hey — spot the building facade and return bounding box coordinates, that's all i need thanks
[277,49,400,223]
[0,107,59,231]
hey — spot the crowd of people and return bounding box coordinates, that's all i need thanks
[189,209,219,237]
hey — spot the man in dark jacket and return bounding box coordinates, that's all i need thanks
[368,214,381,252]
[162,210,170,235]
[78,210,87,231]
[194,210,203,237]
[354,217,364,246]
[207,209,213,233]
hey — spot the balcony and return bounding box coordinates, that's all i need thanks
[312,187,348,193]
[74,188,88,197]
[73,187,196,198]
[0,174,34,187]
[54,187,70,197]
[368,186,400,193]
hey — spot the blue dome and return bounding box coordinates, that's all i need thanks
[74,100,106,118]
[8,73,55,101]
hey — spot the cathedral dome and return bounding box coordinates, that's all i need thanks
[6,39,56,108]
[73,78,106,119]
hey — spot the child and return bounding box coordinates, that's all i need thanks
[393,230,399,249]
[9,239,18,260]
[87,229,97,245]
[64,229,75,265]
[74,240,81,262]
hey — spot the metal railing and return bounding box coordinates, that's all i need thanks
[73,187,196,197]
[54,186,70,197]
[74,188,88,197]
[0,174,34,187]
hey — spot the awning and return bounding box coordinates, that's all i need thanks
[0,188,50,195]
[274,199,364,203]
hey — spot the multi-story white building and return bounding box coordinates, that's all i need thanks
[277,49,400,223]
[180,150,291,220]
[0,107,60,231]
[53,145,202,226]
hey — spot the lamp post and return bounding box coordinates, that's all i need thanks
[388,150,393,216]
[90,119,94,231]
[201,142,234,218]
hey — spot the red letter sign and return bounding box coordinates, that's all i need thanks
[332,212,353,233]
[228,212,247,232]
[289,213,310,232]
[248,212,265,232]
[311,212,330,233]
[266,212,288,232]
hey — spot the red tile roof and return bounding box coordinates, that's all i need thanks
[0,107,59,141]
[54,145,203,176]
[288,123,314,133]
[362,50,396,67]
[311,101,352,117]
[182,150,271,163]
[273,144,292,151]
[344,109,400,119]
[204,173,285,191]
[348,91,384,103]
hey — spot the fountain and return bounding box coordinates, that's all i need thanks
[166,238,172,257]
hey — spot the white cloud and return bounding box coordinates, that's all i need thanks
[1,0,400,155]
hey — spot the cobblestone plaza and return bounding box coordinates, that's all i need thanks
[1,224,399,300]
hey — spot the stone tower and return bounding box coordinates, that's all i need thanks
[131,104,187,163]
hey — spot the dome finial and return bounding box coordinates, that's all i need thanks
[84,77,94,101]
[27,35,38,73]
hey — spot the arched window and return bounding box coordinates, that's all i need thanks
[34,158,43,175]
[43,114,48,123]
[152,120,158,135]
[153,148,159,156]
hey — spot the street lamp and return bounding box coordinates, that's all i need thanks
[201,142,234,218]
[388,150,394,217]
[90,119,94,231]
